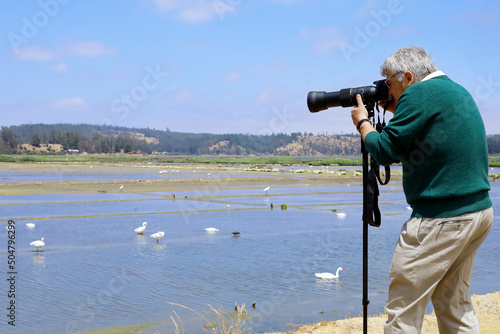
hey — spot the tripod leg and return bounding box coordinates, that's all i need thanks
[361,139,370,334]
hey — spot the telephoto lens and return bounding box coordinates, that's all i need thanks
[307,79,392,113]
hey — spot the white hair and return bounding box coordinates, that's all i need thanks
[381,46,437,83]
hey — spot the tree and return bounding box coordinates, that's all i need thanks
[49,130,59,144]
[30,133,41,147]
[78,137,93,153]
[1,126,19,153]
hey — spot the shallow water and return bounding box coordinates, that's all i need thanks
[0,166,498,334]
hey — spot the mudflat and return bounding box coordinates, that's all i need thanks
[0,161,372,196]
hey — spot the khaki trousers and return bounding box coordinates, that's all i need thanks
[384,207,493,334]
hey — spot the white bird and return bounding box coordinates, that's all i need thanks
[263,186,270,194]
[26,223,36,229]
[134,222,147,234]
[150,231,165,243]
[119,184,124,190]
[204,227,219,232]
[315,267,344,279]
[406,206,413,211]
[336,212,347,218]
[30,237,45,253]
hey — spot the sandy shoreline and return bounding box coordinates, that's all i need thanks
[265,291,500,334]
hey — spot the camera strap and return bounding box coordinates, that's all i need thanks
[364,157,381,227]
[375,104,391,185]
[364,104,391,227]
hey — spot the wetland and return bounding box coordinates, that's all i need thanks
[0,161,498,334]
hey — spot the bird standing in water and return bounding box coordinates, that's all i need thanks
[150,231,165,243]
[134,222,147,234]
[30,237,45,253]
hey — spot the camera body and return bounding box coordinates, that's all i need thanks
[307,79,393,113]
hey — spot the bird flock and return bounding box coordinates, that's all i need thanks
[21,182,346,281]
[23,220,343,281]
[24,220,235,253]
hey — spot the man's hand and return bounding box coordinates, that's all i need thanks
[351,94,369,126]
[351,94,376,140]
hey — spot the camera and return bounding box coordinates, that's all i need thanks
[307,79,393,113]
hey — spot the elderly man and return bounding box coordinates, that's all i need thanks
[351,46,493,333]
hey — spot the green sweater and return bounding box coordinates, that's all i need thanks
[365,75,491,217]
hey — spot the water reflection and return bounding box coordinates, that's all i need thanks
[152,243,167,251]
[134,234,147,245]
[32,253,46,266]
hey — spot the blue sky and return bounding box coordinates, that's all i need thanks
[1,0,499,135]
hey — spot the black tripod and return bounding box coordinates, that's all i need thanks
[360,102,390,334]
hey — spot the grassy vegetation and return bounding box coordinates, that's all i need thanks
[169,303,252,334]
[490,154,500,167]
[0,154,362,166]
[1,153,499,167]
[75,323,156,334]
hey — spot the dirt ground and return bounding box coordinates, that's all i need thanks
[267,291,500,334]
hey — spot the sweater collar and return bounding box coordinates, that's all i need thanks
[421,70,446,82]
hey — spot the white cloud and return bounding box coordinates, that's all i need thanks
[49,63,68,72]
[14,46,53,61]
[152,0,178,11]
[264,0,302,3]
[151,0,221,23]
[177,4,215,23]
[66,41,118,57]
[301,26,348,54]
[221,70,243,83]
[52,97,86,109]
[14,41,117,61]
[352,0,385,20]
[172,88,195,102]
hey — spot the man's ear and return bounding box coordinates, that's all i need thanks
[404,71,415,86]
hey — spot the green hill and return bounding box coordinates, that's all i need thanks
[1,123,499,156]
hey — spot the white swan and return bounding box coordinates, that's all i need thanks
[30,237,45,253]
[150,231,165,243]
[315,267,344,279]
[26,223,36,229]
[204,227,219,232]
[134,222,147,234]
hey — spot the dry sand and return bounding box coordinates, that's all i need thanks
[267,291,500,334]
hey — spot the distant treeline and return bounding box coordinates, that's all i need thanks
[0,123,335,155]
[487,136,500,154]
[1,123,499,156]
